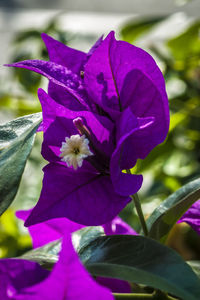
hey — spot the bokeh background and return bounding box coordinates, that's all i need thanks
[0,0,200,260]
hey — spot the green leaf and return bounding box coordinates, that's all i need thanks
[0,113,42,215]
[21,239,60,269]
[72,226,105,252]
[120,17,165,43]
[79,235,200,300]
[146,178,200,242]
[188,261,200,280]
[19,226,104,268]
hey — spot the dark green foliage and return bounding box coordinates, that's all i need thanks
[0,113,42,215]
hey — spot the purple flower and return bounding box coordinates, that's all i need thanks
[6,32,169,226]
[178,200,200,235]
[103,216,138,236]
[16,209,137,249]
[16,210,135,294]
[0,235,113,300]
[16,209,84,248]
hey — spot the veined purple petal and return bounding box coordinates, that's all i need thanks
[6,60,89,110]
[115,108,156,168]
[38,89,114,162]
[48,82,86,110]
[84,31,169,130]
[41,33,86,74]
[84,32,120,119]
[110,111,155,196]
[16,209,83,248]
[25,163,130,227]
[41,33,90,110]
[121,69,169,143]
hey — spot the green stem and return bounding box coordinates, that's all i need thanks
[114,291,177,300]
[131,193,148,236]
[126,169,148,236]
[114,293,153,299]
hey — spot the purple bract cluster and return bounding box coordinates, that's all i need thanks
[7,31,169,227]
[1,31,171,299]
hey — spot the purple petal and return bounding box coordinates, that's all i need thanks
[25,163,130,226]
[0,235,113,299]
[84,32,120,119]
[48,82,86,110]
[38,89,114,162]
[122,70,169,145]
[103,216,138,236]
[87,35,103,58]
[6,60,89,110]
[41,33,86,74]
[0,259,49,299]
[115,108,156,169]
[110,110,155,196]
[19,235,113,300]
[16,209,83,248]
[41,33,90,110]
[84,31,169,131]
[178,200,200,235]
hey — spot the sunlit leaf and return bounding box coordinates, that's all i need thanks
[19,226,104,268]
[188,261,200,280]
[0,113,42,215]
[21,239,60,269]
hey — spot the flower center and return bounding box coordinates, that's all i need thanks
[60,134,93,170]
[73,147,79,155]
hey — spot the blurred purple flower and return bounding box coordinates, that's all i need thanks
[16,210,136,294]
[16,209,84,248]
[16,210,137,249]
[178,200,200,235]
[6,32,169,226]
[0,235,113,300]
[103,216,137,236]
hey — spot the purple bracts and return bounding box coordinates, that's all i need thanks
[0,235,113,300]
[6,31,169,226]
[178,200,200,235]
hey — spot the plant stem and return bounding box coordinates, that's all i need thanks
[114,293,153,299]
[131,193,148,236]
[114,291,177,300]
[126,169,148,236]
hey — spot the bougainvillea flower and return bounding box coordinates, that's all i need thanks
[16,210,134,294]
[103,216,137,236]
[0,235,113,300]
[178,200,200,235]
[16,209,84,248]
[21,89,145,226]
[16,209,137,249]
[6,31,169,226]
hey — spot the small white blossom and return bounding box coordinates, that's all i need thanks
[60,134,93,170]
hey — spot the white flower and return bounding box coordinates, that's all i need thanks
[60,134,93,170]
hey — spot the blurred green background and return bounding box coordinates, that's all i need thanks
[0,12,200,260]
